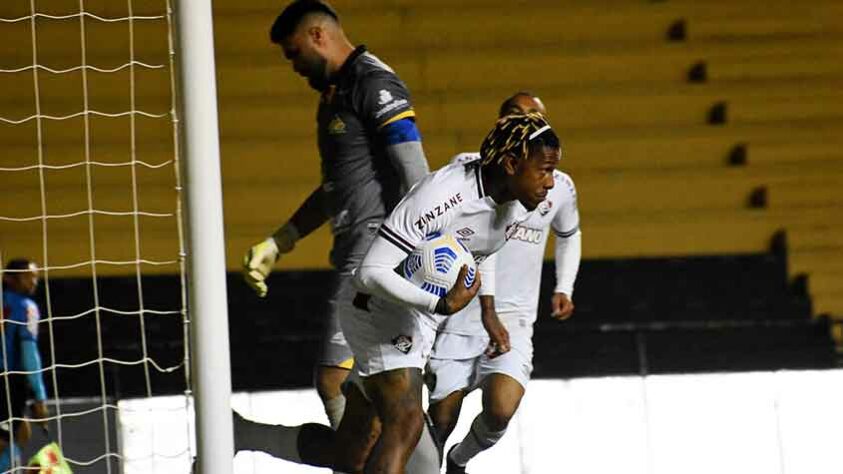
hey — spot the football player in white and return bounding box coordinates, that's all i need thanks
[232,112,561,473]
[429,93,582,474]
[346,111,562,472]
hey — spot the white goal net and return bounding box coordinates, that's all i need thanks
[0,0,193,472]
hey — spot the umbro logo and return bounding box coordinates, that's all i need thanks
[455,227,475,238]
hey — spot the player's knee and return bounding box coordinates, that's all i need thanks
[483,404,516,432]
[314,366,348,401]
[315,379,338,402]
[429,405,458,444]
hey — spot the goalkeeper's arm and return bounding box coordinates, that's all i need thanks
[381,118,429,193]
[243,187,329,297]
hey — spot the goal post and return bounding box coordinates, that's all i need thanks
[173,0,235,473]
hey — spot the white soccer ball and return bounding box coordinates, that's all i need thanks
[402,233,476,298]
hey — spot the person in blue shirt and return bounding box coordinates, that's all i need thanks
[1,258,49,470]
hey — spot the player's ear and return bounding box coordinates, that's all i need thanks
[502,154,519,176]
[308,25,327,46]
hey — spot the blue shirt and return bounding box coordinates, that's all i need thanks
[2,289,40,372]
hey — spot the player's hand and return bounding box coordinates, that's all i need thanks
[482,310,510,359]
[32,401,49,429]
[438,265,481,315]
[551,292,575,320]
[242,238,279,298]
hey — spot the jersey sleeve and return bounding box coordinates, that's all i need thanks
[477,254,496,296]
[24,300,40,340]
[353,70,415,131]
[377,169,458,253]
[356,169,463,313]
[551,173,580,238]
[9,298,39,342]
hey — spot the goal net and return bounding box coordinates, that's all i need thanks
[0,0,193,472]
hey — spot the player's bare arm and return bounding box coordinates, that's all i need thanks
[480,295,511,357]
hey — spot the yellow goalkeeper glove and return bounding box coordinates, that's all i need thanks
[243,223,298,297]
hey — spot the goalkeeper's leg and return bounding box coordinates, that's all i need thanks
[316,273,357,429]
[233,382,378,472]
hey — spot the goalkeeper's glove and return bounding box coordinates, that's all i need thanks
[243,223,299,297]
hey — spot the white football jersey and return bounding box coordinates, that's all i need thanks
[373,160,531,326]
[440,153,580,335]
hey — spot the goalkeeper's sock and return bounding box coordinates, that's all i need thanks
[233,410,302,463]
[324,394,346,430]
[449,414,507,467]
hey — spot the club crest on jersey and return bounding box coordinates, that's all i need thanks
[537,199,553,216]
[327,115,346,135]
[505,222,519,240]
[392,335,413,354]
[414,193,463,231]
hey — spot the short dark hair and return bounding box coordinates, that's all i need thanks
[4,258,34,272]
[498,91,535,118]
[480,113,561,167]
[270,0,339,44]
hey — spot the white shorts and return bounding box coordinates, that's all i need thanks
[427,331,534,402]
[340,294,442,378]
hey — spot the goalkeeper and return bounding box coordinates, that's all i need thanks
[241,0,429,430]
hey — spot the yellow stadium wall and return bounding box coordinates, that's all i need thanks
[1,0,841,317]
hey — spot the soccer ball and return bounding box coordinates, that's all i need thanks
[402,233,476,298]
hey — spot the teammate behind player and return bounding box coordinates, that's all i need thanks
[239,0,429,430]
[430,93,582,473]
[0,259,50,471]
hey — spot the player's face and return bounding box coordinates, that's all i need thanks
[281,31,329,91]
[509,146,560,211]
[12,264,39,295]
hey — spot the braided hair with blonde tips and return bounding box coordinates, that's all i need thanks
[479,112,561,168]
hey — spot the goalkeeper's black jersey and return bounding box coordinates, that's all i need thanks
[315,45,417,272]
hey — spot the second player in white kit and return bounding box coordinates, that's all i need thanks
[428,165,580,399]
[429,93,583,474]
